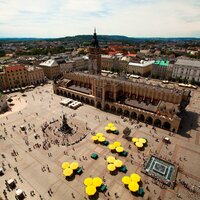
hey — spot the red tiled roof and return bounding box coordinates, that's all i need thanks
[127,53,136,57]
[108,52,117,56]
[6,65,25,72]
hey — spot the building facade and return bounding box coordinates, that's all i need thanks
[26,66,45,85]
[101,55,114,70]
[0,66,7,91]
[4,65,28,89]
[53,72,190,133]
[172,58,200,82]
[0,64,45,91]
[127,60,154,76]
[88,29,101,74]
[60,60,75,74]
[151,60,171,79]
[39,59,61,79]
[0,94,8,113]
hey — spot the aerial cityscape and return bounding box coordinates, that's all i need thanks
[0,0,200,200]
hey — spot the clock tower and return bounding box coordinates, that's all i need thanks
[88,28,101,74]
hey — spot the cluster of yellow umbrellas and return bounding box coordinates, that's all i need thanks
[105,123,117,132]
[132,137,147,148]
[84,177,103,196]
[122,173,141,192]
[108,141,124,153]
[106,156,123,172]
[92,133,106,143]
[62,161,79,177]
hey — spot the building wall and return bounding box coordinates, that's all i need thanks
[0,65,46,90]
[151,64,167,78]
[0,71,7,90]
[6,67,28,89]
[172,64,200,82]
[89,47,101,74]
[63,72,186,105]
[0,94,8,113]
[60,61,75,74]
[101,56,114,70]
[127,64,152,75]
[54,72,191,132]
[73,57,88,71]
[41,66,60,79]
[27,67,45,85]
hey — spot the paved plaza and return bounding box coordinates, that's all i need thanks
[0,83,200,200]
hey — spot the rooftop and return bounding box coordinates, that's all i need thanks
[154,60,169,67]
[25,66,42,71]
[5,64,25,72]
[128,60,155,67]
[175,59,200,68]
[40,59,58,67]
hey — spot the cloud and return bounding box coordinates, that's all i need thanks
[0,0,199,37]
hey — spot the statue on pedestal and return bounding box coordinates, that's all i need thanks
[59,114,72,134]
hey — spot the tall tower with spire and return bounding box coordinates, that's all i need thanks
[88,28,101,74]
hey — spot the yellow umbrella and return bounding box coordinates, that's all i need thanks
[84,177,93,186]
[130,173,141,182]
[135,142,143,148]
[114,141,121,147]
[98,136,106,142]
[107,164,116,171]
[96,133,104,137]
[70,162,79,170]
[114,159,123,168]
[92,136,98,141]
[110,126,117,131]
[107,156,115,163]
[93,177,103,187]
[139,138,146,144]
[122,176,131,185]
[62,162,70,169]
[85,185,97,196]
[108,144,116,150]
[128,181,139,192]
[105,126,110,131]
[108,123,114,127]
[116,146,124,153]
[63,168,73,177]
[132,137,138,143]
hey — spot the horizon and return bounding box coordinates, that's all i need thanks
[0,34,200,39]
[0,0,200,38]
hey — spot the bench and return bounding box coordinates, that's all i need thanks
[100,184,107,192]
[91,153,98,160]
[102,141,109,146]
[113,130,119,135]
[76,167,83,175]
[120,165,127,173]
[120,151,128,157]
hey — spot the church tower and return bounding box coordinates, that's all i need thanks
[88,28,101,74]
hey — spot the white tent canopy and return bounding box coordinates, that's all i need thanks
[16,189,23,196]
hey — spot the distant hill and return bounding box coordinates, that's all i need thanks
[0,35,199,42]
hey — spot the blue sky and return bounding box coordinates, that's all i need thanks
[0,0,200,37]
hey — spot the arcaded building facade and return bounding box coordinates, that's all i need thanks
[54,72,190,133]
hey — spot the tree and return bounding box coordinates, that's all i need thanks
[0,49,5,57]
[190,78,195,85]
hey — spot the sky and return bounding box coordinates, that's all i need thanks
[0,0,200,38]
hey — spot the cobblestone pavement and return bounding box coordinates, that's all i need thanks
[0,84,200,200]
